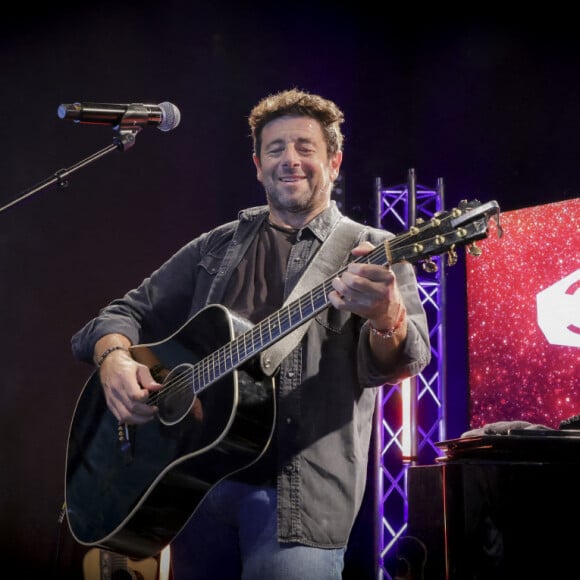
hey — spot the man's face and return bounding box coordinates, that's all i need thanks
[253,115,342,217]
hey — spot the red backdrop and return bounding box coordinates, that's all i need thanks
[467,197,580,429]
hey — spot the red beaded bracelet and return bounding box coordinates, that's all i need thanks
[369,304,406,339]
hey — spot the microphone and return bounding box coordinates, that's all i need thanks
[57,101,181,132]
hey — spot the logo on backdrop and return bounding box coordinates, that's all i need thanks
[537,269,580,347]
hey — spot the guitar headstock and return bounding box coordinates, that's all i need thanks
[389,199,502,271]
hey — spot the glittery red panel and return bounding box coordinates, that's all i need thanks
[466,197,580,429]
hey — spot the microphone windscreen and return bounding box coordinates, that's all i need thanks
[158,102,181,132]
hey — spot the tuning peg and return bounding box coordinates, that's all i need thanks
[447,248,458,266]
[467,243,482,256]
[422,259,438,273]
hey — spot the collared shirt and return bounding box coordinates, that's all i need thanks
[71,201,431,548]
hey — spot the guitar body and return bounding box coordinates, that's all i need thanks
[66,304,276,559]
[83,548,159,580]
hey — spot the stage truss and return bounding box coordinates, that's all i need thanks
[373,171,446,578]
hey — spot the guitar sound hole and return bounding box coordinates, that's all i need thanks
[157,363,195,426]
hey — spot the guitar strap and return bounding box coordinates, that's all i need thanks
[259,215,369,377]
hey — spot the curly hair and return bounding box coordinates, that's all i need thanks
[248,88,345,157]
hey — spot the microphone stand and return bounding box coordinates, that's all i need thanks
[0,126,141,215]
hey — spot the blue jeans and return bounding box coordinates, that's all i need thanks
[170,480,346,579]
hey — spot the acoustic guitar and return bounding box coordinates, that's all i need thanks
[65,200,501,559]
[82,546,171,580]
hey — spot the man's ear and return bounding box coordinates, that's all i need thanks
[331,151,343,180]
[252,153,263,182]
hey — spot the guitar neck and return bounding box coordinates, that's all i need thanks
[192,242,390,393]
[163,198,501,397]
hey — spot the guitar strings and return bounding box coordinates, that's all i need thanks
[145,209,479,410]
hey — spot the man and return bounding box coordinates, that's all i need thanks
[71,88,431,579]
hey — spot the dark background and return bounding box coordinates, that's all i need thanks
[1,2,579,577]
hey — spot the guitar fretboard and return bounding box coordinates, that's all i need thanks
[193,242,390,393]
[148,197,500,403]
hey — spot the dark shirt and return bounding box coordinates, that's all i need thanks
[71,201,431,548]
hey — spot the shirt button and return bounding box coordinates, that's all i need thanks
[293,256,301,262]
[285,417,292,424]
[286,371,295,378]
[284,464,295,474]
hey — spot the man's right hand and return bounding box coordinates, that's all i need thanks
[94,336,161,424]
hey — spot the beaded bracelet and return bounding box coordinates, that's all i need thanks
[95,345,129,367]
[369,305,406,339]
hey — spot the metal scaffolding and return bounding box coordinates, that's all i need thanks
[373,169,446,578]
